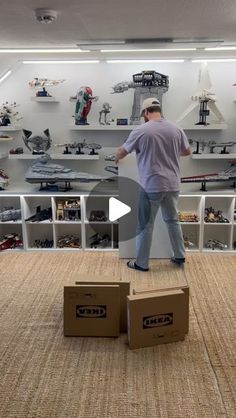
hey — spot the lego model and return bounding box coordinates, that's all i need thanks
[89,233,111,248]
[9,147,24,155]
[177,63,225,126]
[105,154,116,162]
[178,211,199,222]
[33,239,54,248]
[204,207,229,223]
[0,207,21,222]
[181,161,236,191]
[0,102,22,126]
[0,233,23,251]
[22,129,51,155]
[57,235,81,248]
[99,102,113,125]
[54,140,102,155]
[89,210,107,222]
[0,169,9,190]
[112,70,169,125]
[25,154,109,191]
[29,78,65,97]
[189,139,236,155]
[205,239,228,250]
[233,241,236,250]
[104,166,118,175]
[56,200,81,221]
[25,206,52,223]
[183,236,196,248]
[70,86,98,125]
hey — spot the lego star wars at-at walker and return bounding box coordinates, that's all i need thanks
[112,70,169,125]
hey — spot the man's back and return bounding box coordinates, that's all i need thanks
[123,118,189,192]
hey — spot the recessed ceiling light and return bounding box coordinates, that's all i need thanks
[22,60,100,64]
[106,59,185,63]
[102,48,196,52]
[0,48,90,53]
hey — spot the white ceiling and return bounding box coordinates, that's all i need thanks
[0,0,236,60]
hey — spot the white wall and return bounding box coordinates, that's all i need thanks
[1,60,236,192]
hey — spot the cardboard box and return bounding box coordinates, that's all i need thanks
[133,285,189,334]
[127,289,186,349]
[74,276,130,332]
[64,284,120,337]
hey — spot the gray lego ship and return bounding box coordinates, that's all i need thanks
[25,154,109,191]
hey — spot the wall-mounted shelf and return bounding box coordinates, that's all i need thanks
[8,154,100,160]
[191,154,236,160]
[181,124,227,130]
[30,97,59,102]
[0,126,22,131]
[68,124,134,131]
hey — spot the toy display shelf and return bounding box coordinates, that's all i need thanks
[0,194,118,253]
[8,153,100,160]
[191,154,236,159]
[68,125,134,131]
[181,124,227,130]
[1,193,236,254]
[30,97,59,102]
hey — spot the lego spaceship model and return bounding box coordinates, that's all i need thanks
[29,78,65,97]
[112,70,169,125]
[177,63,226,127]
[70,86,98,125]
[22,129,51,155]
[25,154,109,191]
[0,102,22,127]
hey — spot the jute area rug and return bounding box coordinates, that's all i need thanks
[0,252,235,418]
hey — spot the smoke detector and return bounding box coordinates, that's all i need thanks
[34,9,58,24]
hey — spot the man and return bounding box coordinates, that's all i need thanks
[115,97,191,271]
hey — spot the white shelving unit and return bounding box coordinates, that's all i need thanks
[0,193,118,252]
[179,194,236,252]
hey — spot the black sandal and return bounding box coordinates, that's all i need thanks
[127,260,149,272]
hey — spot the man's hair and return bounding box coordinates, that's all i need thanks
[146,105,161,113]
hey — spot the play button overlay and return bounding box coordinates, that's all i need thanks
[109,197,131,222]
[87,176,151,243]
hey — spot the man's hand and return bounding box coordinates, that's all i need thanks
[115,146,128,164]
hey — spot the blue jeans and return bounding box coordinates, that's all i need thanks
[136,192,185,269]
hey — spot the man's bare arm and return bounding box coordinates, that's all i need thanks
[115,146,128,164]
[181,147,192,156]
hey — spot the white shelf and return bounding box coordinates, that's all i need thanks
[8,153,100,160]
[50,154,100,160]
[31,97,59,102]
[181,124,227,130]
[192,154,236,159]
[54,221,81,224]
[0,153,8,159]
[0,126,22,131]
[68,124,134,131]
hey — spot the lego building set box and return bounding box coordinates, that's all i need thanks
[127,288,188,349]
[64,284,120,337]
